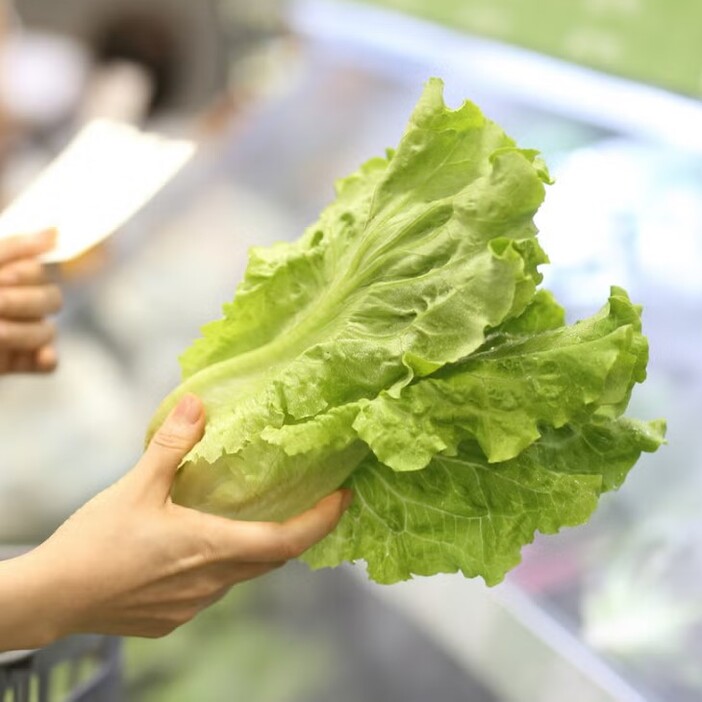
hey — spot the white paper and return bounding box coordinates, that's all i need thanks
[0,119,196,262]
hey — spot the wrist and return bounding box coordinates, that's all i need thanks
[0,549,67,651]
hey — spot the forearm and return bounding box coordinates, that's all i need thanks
[0,394,349,646]
[0,552,61,652]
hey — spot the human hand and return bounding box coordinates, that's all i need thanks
[21,395,351,644]
[0,230,62,374]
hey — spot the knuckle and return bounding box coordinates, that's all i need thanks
[152,430,190,452]
[197,537,220,566]
[276,530,305,560]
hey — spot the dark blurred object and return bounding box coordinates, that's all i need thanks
[0,637,122,702]
[93,12,178,113]
[13,0,229,114]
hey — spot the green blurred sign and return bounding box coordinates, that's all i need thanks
[365,0,702,98]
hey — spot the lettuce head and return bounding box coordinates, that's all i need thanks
[148,78,665,585]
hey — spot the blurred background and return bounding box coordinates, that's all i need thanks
[0,0,701,700]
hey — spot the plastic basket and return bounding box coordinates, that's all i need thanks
[0,636,121,702]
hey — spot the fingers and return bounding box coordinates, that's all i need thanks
[136,394,206,501]
[8,351,36,374]
[0,259,48,286]
[198,490,353,564]
[0,318,55,351]
[0,284,62,319]
[0,232,62,374]
[0,229,56,266]
[0,346,59,375]
[273,490,353,558]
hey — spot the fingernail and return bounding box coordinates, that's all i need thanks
[173,394,202,424]
[340,489,354,510]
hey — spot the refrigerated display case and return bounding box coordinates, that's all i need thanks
[279,3,702,701]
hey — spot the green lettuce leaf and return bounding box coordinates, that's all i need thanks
[149,78,665,585]
[302,418,666,585]
[353,287,648,470]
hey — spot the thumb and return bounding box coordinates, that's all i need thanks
[137,393,205,501]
